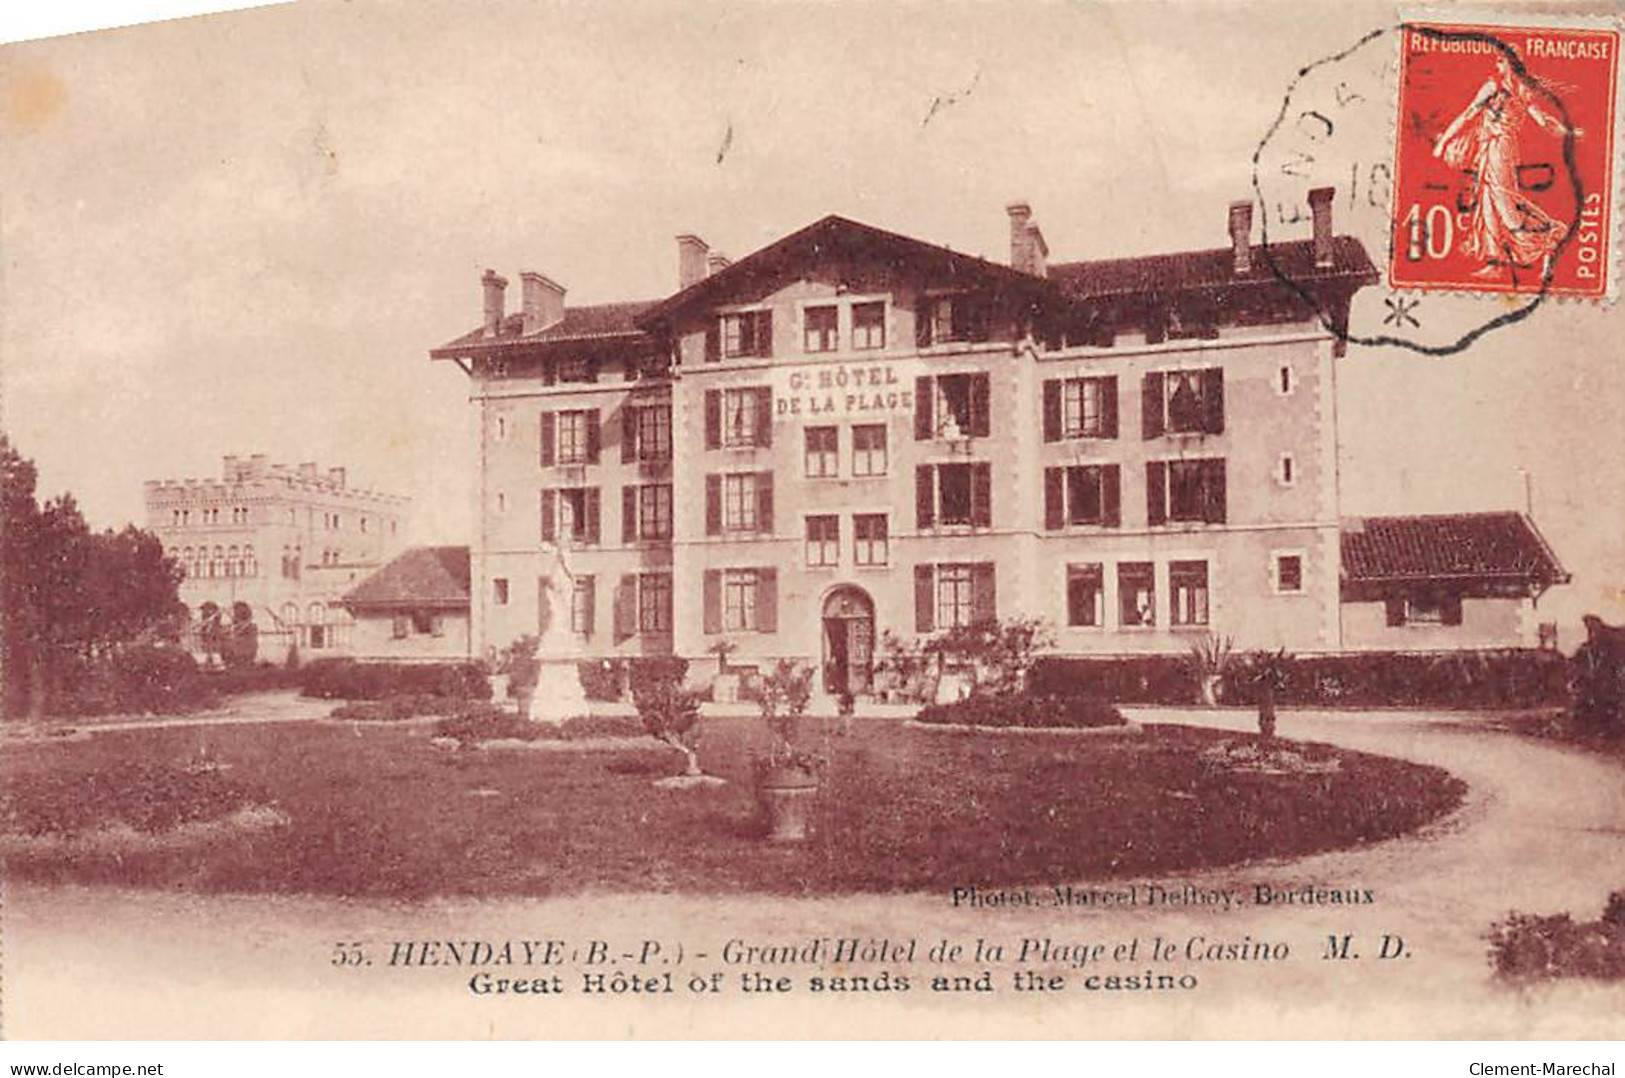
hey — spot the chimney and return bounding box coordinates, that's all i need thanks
[481,269,508,337]
[677,234,709,290]
[706,251,732,276]
[1228,200,1254,275]
[1007,202,1047,277]
[520,271,566,335]
[328,466,347,488]
[1308,187,1335,267]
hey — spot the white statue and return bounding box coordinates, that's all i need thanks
[529,537,587,724]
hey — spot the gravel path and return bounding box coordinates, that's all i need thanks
[4,707,1623,1038]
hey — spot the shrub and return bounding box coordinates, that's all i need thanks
[300,660,492,702]
[1570,617,1625,736]
[927,616,1053,696]
[2,760,259,837]
[47,645,219,718]
[915,692,1125,729]
[560,714,647,739]
[1029,656,1195,704]
[1487,901,1625,982]
[577,659,627,702]
[329,694,453,721]
[627,657,690,695]
[432,704,545,744]
[204,663,304,696]
[632,676,706,776]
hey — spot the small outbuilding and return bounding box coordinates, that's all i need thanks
[341,545,472,661]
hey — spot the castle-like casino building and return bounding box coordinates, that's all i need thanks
[429,192,1566,691]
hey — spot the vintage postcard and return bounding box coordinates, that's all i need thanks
[2,0,1623,1044]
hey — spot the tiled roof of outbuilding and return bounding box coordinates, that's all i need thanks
[1340,513,1568,584]
[343,546,471,608]
[429,301,658,358]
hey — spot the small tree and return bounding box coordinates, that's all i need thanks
[633,674,706,777]
[501,635,541,715]
[928,616,1053,696]
[1186,632,1235,706]
[222,601,259,669]
[1239,648,1292,742]
[757,659,815,768]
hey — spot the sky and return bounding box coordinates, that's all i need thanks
[1,0,1620,642]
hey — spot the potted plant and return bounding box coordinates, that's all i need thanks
[754,659,819,841]
[1186,632,1235,707]
[502,635,541,720]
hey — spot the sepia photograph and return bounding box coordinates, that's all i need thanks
[0,0,1622,1048]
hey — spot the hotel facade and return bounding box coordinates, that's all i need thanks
[429,192,1566,691]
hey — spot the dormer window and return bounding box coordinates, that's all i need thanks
[711,310,773,360]
[852,301,886,350]
[803,306,838,353]
[916,294,990,347]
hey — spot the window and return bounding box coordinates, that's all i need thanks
[225,545,238,577]
[917,462,992,528]
[638,573,672,633]
[556,410,591,463]
[1404,595,1445,624]
[723,570,759,631]
[496,416,508,441]
[1144,368,1224,437]
[804,305,838,352]
[1044,465,1121,528]
[935,564,977,629]
[851,424,887,476]
[722,473,759,531]
[1067,564,1104,627]
[172,510,181,526]
[917,294,990,346]
[722,388,760,447]
[1148,459,1226,524]
[542,487,601,545]
[1119,562,1156,627]
[853,514,888,566]
[936,373,986,438]
[493,578,510,606]
[1387,592,1462,627]
[360,517,369,533]
[805,516,839,566]
[1278,453,1295,486]
[805,427,838,477]
[243,545,256,577]
[1169,560,1210,627]
[638,484,673,540]
[571,576,595,635]
[635,404,672,461]
[720,310,773,359]
[411,611,434,635]
[497,492,507,514]
[1055,377,1114,439]
[392,614,409,640]
[852,301,885,350]
[556,356,594,383]
[1278,364,1295,396]
[1275,554,1304,594]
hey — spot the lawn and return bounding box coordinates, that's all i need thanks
[0,717,1465,899]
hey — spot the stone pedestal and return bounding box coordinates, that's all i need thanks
[528,660,587,725]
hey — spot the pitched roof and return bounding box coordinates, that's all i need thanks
[635,214,1052,327]
[1049,237,1376,299]
[343,546,471,608]
[429,300,658,359]
[1340,513,1568,584]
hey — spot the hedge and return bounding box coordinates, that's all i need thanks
[915,692,1126,729]
[47,645,221,718]
[1030,650,1568,709]
[300,659,492,702]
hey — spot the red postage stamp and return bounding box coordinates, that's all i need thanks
[1390,19,1621,298]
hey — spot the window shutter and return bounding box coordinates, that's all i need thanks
[580,576,596,637]
[972,563,997,624]
[915,298,933,348]
[540,411,556,466]
[1385,596,1406,627]
[1203,368,1225,434]
[703,570,722,634]
[615,574,638,642]
[755,387,773,447]
[1102,465,1122,527]
[542,358,556,386]
[621,406,637,463]
[969,374,991,437]
[1146,462,1166,526]
[1042,380,1062,442]
[622,486,638,543]
[971,462,992,527]
[704,390,721,449]
[705,319,720,362]
[914,376,934,440]
[1204,459,1227,523]
[1142,372,1165,439]
[756,471,774,533]
[586,409,601,463]
[757,568,778,633]
[1102,376,1119,439]
[623,354,639,382]
[537,575,551,635]
[757,310,774,357]
[540,489,557,542]
[1442,593,1464,626]
[584,488,601,544]
[705,475,722,536]
[585,357,599,383]
[915,465,935,528]
[1044,467,1065,530]
[914,565,935,632]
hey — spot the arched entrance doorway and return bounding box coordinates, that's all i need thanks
[821,585,875,696]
